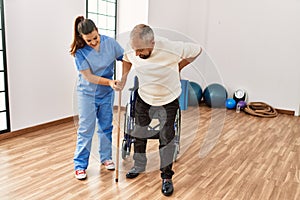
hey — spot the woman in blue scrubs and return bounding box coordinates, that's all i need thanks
[70,16,123,180]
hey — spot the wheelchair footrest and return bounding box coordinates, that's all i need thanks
[147,131,160,139]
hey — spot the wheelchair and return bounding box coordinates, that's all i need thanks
[121,76,181,161]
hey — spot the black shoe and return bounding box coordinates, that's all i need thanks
[162,179,174,196]
[126,167,144,179]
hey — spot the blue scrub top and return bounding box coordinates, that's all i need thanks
[75,34,124,98]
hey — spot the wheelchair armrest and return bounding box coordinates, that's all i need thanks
[128,76,139,91]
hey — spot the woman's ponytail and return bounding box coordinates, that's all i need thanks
[70,16,86,56]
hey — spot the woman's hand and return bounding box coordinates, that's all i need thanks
[109,80,123,91]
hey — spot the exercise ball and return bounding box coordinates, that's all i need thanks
[203,83,228,108]
[225,98,236,109]
[188,81,202,106]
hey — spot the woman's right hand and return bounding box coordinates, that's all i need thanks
[109,80,123,91]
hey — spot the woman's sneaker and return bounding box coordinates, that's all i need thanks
[102,160,115,170]
[75,170,87,180]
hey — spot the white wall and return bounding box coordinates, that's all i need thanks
[149,0,300,115]
[4,0,149,131]
[5,0,85,131]
[115,0,149,106]
[4,0,299,132]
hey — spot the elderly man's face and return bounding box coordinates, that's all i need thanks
[131,38,155,59]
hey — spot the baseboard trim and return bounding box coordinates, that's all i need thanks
[275,109,295,116]
[0,106,295,141]
[0,116,75,141]
[0,108,126,141]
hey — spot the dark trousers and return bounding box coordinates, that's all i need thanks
[131,93,179,179]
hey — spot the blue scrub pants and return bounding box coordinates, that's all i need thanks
[74,91,114,170]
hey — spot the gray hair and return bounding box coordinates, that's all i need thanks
[130,24,154,44]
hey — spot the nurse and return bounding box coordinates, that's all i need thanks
[70,16,124,180]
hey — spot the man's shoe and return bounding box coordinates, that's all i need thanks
[126,166,144,179]
[162,179,174,196]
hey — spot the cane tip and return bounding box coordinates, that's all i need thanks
[115,178,118,182]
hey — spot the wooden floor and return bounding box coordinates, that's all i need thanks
[0,106,299,200]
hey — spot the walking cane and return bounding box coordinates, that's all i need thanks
[115,91,121,182]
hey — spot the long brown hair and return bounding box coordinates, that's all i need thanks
[69,16,98,56]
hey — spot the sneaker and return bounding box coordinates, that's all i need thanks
[102,160,115,170]
[75,170,87,180]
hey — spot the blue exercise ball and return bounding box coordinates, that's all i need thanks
[225,98,236,109]
[188,81,202,106]
[203,83,228,108]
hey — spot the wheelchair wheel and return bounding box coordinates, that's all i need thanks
[122,104,129,159]
[174,144,180,162]
[122,139,128,159]
[121,137,132,159]
[122,103,134,159]
[173,108,181,162]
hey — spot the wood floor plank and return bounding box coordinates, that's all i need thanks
[0,106,299,199]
